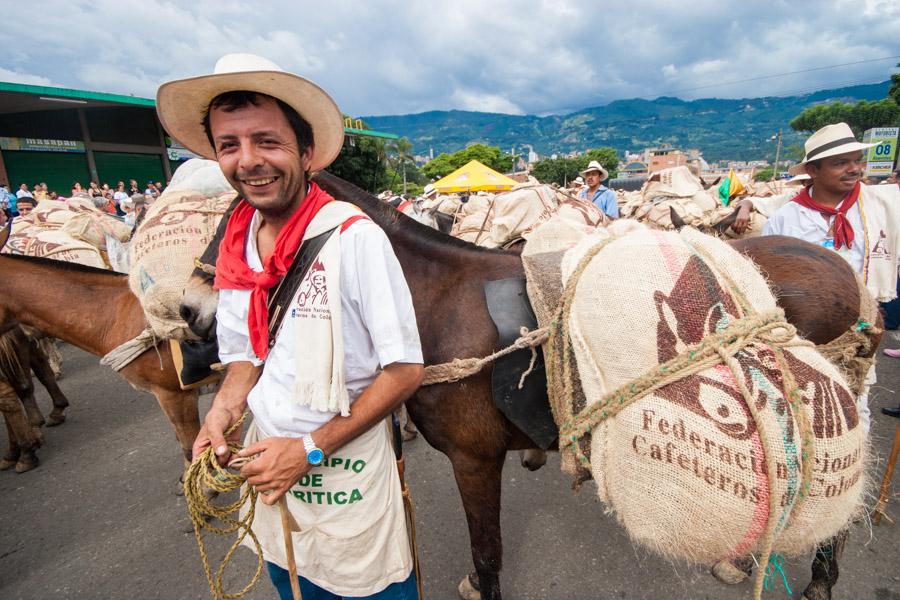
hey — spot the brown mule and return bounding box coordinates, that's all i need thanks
[0,255,201,481]
[178,171,876,600]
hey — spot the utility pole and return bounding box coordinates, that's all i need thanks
[511,146,517,175]
[771,129,782,182]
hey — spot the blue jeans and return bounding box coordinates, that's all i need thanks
[267,562,419,600]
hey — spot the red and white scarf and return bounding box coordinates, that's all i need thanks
[790,181,860,250]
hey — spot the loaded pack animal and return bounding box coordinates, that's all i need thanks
[179,170,879,600]
[0,253,202,485]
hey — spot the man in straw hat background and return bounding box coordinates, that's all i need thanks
[158,54,423,599]
[578,160,618,218]
[732,122,900,432]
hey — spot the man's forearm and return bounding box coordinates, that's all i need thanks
[312,363,424,458]
[213,361,263,417]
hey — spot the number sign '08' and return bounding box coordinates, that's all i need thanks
[862,127,898,177]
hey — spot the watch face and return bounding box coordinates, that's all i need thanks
[307,448,324,465]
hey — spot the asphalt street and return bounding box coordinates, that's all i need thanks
[1,342,899,600]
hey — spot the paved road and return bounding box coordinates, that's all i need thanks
[1,342,899,600]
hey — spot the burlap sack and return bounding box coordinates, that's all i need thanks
[549,221,866,565]
[486,184,556,246]
[15,229,107,268]
[642,166,704,200]
[129,188,237,339]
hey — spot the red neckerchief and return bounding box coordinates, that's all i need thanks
[214,182,334,359]
[790,181,860,250]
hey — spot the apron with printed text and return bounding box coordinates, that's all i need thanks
[240,420,412,597]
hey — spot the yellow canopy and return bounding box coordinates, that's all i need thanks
[431,160,518,193]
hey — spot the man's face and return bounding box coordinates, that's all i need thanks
[17,203,34,216]
[805,150,863,194]
[210,96,313,218]
[20,184,28,191]
[584,171,601,187]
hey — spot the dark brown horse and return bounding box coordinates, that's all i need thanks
[183,172,876,600]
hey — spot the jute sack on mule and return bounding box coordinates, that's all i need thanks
[129,187,237,340]
[17,229,107,268]
[546,221,866,565]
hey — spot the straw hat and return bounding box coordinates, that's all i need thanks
[156,53,345,172]
[580,160,609,181]
[572,176,585,186]
[787,173,811,184]
[423,183,437,197]
[788,122,877,176]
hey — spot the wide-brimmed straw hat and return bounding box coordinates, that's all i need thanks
[156,53,344,172]
[580,160,609,181]
[423,183,437,197]
[572,176,585,186]
[788,122,877,176]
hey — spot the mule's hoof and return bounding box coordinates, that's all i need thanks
[458,574,481,600]
[15,454,39,473]
[46,410,66,427]
[711,560,750,585]
[0,458,16,470]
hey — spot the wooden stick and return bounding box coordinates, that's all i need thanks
[279,496,302,600]
[874,417,900,525]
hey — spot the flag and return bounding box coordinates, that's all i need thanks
[718,168,745,206]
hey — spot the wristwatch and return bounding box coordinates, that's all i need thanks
[302,434,325,466]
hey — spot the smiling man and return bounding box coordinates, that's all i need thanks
[157,54,423,600]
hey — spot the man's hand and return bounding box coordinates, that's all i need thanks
[731,201,753,235]
[192,405,244,465]
[238,437,309,505]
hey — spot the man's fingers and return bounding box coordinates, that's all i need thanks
[237,441,267,458]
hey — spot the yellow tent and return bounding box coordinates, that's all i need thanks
[431,160,518,193]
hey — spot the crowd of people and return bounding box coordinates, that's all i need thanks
[0,177,167,229]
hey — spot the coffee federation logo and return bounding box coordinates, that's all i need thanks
[653,254,858,441]
[292,258,331,320]
[870,229,890,260]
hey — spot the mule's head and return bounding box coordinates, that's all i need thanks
[178,194,242,341]
[181,271,219,340]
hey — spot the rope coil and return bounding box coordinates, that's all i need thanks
[183,413,265,600]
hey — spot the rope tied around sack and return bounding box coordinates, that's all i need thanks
[543,231,818,600]
[184,412,265,600]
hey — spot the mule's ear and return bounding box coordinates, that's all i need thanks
[669,205,687,230]
[713,206,740,235]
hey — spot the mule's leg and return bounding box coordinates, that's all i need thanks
[451,450,506,600]
[10,369,44,427]
[0,384,40,472]
[29,341,69,426]
[801,530,847,600]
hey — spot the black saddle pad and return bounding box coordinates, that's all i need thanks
[484,278,557,449]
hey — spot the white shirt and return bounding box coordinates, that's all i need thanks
[762,191,866,275]
[216,210,423,438]
[113,191,129,203]
[16,189,33,199]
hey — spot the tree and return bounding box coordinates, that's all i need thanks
[790,63,900,136]
[530,147,619,186]
[421,144,513,180]
[386,137,417,194]
[753,166,774,182]
[329,120,391,193]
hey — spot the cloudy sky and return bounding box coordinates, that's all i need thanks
[2,0,898,117]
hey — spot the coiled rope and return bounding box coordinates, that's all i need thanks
[183,412,265,600]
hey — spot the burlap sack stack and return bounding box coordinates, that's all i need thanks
[527,220,866,599]
[632,166,723,229]
[128,159,237,340]
[3,200,123,268]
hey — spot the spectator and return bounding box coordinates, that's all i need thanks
[89,181,103,197]
[103,190,119,215]
[33,184,48,201]
[48,191,59,200]
[16,183,33,199]
[128,179,140,195]
[578,161,618,218]
[15,195,36,218]
[144,181,159,198]
[1,181,18,216]
[155,180,166,194]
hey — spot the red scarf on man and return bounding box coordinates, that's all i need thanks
[790,181,860,250]
[214,182,334,359]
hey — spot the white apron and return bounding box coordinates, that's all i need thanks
[240,419,412,596]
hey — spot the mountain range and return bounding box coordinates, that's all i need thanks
[362,82,891,162]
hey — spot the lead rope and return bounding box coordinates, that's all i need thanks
[183,412,269,600]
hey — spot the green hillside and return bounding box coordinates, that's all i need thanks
[362,82,891,162]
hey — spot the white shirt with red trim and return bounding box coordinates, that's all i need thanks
[216,209,423,438]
